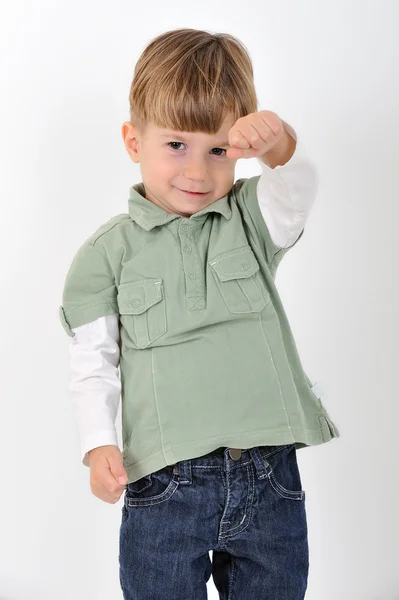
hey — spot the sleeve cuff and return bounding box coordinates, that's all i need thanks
[59,306,75,337]
[81,429,119,467]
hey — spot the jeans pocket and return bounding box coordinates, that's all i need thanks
[124,466,180,508]
[260,444,305,501]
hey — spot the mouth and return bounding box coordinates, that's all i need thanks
[177,188,210,197]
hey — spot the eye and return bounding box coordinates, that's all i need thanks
[168,142,185,151]
[167,142,227,157]
[211,148,227,157]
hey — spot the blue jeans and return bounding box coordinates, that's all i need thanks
[119,443,309,599]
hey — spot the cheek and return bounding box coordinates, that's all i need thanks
[216,164,235,182]
[142,153,173,179]
[156,151,178,172]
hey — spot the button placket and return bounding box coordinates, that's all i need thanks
[179,220,205,311]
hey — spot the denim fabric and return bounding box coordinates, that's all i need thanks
[119,443,308,599]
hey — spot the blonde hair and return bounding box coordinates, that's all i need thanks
[128,28,259,135]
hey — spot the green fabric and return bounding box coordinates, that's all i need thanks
[60,176,340,483]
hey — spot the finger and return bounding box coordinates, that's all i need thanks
[227,125,262,160]
[94,455,126,493]
[249,121,276,147]
[241,147,267,159]
[243,123,269,152]
[226,146,264,160]
[228,128,250,150]
[91,471,123,503]
[101,468,123,492]
[107,460,129,488]
[227,123,269,159]
[233,122,273,158]
[226,146,244,159]
[109,464,128,486]
[259,112,283,139]
[228,116,282,159]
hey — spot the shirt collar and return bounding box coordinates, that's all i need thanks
[128,182,232,231]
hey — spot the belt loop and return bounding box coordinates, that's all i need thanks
[249,447,270,480]
[173,458,192,484]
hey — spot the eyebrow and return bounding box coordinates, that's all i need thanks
[160,132,230,146]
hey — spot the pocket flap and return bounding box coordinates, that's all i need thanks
[209,246,260,282]
[117,279,163,315]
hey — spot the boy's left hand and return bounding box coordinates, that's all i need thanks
[226,110,286,160]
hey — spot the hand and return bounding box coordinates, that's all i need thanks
[88,445,128,504]
[226,110,286,160]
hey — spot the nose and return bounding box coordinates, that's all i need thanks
[183,159,207,181]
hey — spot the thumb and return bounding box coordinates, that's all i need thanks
[108,455,128,485]
[117,473,128,485]
[226,147,245,160]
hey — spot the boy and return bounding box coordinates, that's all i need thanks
[59,28,339,600]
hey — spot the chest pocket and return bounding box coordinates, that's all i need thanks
[209,245,270,314]
[117,278,167,348]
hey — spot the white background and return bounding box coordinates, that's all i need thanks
[1,1,398,598]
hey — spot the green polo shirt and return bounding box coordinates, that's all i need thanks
[59,175,340,483]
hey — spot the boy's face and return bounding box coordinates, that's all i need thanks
[121,113,238,218]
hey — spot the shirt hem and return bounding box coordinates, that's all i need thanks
[123,421,340,484]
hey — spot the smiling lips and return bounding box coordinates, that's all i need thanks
[179,188,209,195]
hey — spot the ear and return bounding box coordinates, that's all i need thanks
[121,121,140,164]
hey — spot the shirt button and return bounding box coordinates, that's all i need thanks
[184,245,192,252]
[133,299,141,307]
[188,272,197,279]
[182,224,189,231]
[241,263,249,270]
